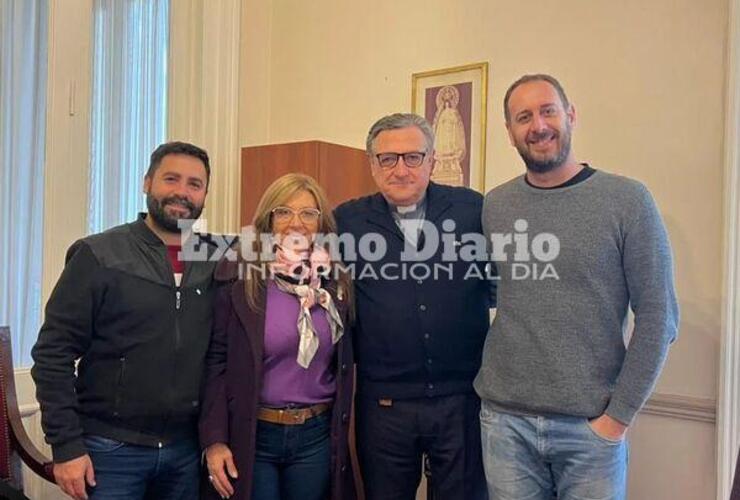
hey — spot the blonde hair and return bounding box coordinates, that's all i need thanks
[242,173,352,315]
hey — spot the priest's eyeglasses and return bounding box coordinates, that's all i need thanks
[375,152,427,169]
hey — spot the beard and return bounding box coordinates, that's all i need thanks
[516,125,572,174]
[146,193,204,233]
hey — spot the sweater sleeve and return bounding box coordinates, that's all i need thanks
[30,241,101,462]
[482,193,498,309]
[604,186,679,425]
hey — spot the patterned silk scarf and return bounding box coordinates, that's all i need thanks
[270,243,344,369]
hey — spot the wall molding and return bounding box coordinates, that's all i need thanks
[168,0,242,235]
[43,0,93,306]
[643,392,716,424]
[719,0,740,497]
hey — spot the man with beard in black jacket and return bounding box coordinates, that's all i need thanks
[32,142,221,499]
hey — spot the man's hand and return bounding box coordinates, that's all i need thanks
[206,442,239,498]
[588,413,628,441]
[53,454,96,500]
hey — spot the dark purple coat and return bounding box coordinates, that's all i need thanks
[199,262,356,500]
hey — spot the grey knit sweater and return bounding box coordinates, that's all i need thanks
[473,170,679,425]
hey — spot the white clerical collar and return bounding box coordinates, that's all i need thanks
[390,194,426,215]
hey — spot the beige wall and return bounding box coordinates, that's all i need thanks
[240,0,728,498]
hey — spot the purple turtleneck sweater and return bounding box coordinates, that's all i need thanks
[260,281,336,407]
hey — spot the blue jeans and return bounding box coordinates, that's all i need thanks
[83,434,199,499]
[251,413,331,500]
[480,401,627,500]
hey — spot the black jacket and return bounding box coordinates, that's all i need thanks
[31,216,219,462]
[334,182,492,399]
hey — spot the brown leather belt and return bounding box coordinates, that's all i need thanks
[257,403,331,425]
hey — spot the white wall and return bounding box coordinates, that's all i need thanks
[42,0,93,306]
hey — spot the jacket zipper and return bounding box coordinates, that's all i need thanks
[175,289,182,350]
[114,356,126,415]
[174,256,190,352]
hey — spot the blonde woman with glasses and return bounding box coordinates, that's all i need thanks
[199,174,356,500]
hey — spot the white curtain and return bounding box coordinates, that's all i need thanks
[0,0,48,368]
[88,0,169,233]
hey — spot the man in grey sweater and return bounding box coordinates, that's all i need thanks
[474,74,679,500]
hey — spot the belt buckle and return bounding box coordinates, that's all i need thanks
[280,408,307,425]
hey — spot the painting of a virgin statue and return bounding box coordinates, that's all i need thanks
[411,62,487,192]
[429,84,471,187]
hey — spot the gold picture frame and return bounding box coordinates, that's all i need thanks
[412,62,488,192]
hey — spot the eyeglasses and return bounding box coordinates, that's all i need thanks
[375,152,427,169]
[271,206,321,224]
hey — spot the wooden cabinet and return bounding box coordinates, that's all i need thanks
[240,140,377,226]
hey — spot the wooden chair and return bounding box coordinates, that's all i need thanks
[732,446,740,500]
[0,326,54,499]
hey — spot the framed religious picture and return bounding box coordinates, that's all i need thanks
[411,62,488,192]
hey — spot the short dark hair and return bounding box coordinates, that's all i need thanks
[146,141,211,186]
[503,74,570,124]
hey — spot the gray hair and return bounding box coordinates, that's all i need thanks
[503,74,571,124]
[365,113,434,155]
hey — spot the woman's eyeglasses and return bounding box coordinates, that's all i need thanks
[271,206,321,224]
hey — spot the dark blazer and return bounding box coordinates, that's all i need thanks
[334,182,492,400]
[199,260,356,500]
